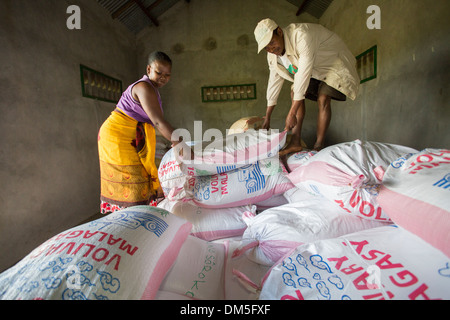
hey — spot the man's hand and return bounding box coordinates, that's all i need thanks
[284,112,297,131]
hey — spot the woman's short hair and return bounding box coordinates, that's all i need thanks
[147,51,172,66]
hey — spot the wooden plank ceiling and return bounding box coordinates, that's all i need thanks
[97,0,333,35]
[97,0,185,34]
[287,0,334,18]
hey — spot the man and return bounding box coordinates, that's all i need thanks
[254,18,359,154]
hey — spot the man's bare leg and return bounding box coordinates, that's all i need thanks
[314,94,331,151]
[279,97,306,156]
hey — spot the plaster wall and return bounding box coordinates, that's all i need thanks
[0,0,137,272]
[319,0,450,149]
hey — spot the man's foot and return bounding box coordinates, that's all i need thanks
[313,142,325,151]
[279,141,303,156]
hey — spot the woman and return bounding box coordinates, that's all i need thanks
[98,51,179,214]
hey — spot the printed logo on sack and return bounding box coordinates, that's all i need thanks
[433,173,450,190]
[238,163,266,194]
[390,153,415,169]
[93,210,169,237]
[194,176,211,201]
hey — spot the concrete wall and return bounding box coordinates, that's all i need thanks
[319,0,450,149]
[0,0,137,272]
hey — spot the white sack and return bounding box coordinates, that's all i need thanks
[286,150,317,172]
[154,290,193,300]
[254,194,289,212]
[222,240,270,300]
[260,226,450,300]
[287,140,417,222]
[283,185,320,203]
[159,236,225,300]
[0,206,192,300]
[235,197,390,266]
[158,199,254,241]
[158,142,200,197]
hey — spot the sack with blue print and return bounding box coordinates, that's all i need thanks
[259,226,450,300]
[0,206,192,300]
[187,157,294,209]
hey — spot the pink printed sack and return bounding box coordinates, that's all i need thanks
[188,157,294,209]
[174,130,287,176]
[260,226,450,300]
[287,140,417,222]
[286,150,317,172]
[377,148,450,257]
[158,147,186,197]
[0,206,192,300]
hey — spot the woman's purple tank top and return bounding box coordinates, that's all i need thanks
[116,75,163,125]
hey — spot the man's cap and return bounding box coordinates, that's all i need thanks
[254,18,278,53]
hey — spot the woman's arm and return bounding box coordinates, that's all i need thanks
[132,82,180,146]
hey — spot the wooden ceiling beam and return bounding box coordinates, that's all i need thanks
[147,0,164,11]
[111,0,134,19]
[132,0,159,27]
[296,0,309,16]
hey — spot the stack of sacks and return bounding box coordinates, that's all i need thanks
[0,206,192,300]
[377,148,450,257]
[259,225,450,300]
[157,130,294,241]
[287,140,418,222]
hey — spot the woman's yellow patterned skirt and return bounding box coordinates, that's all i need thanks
[98,109,160,213]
